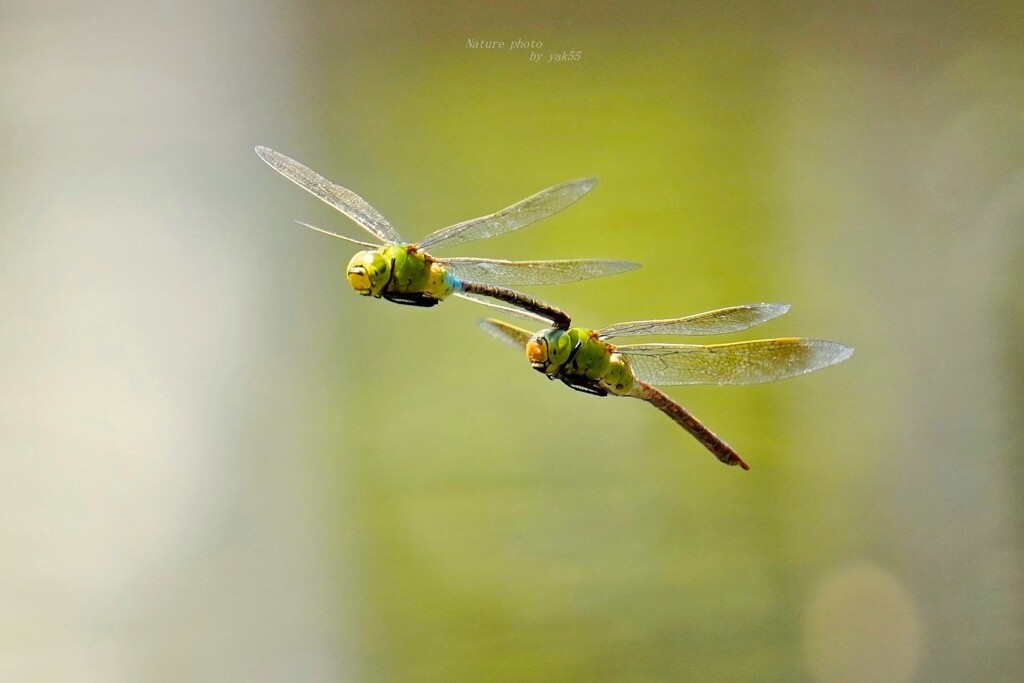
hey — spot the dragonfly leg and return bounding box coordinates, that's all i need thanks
[630,381,750,470]
[382,291,441,307]
[379,256,442,306]
[558,376,608,397]
[459,282,571,329]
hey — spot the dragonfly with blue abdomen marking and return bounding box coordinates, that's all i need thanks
[256,147,638,327]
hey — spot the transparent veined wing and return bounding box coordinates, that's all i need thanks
[597,304,790,339]
[294,221,378,248]
[619,338,854,386]
[437,257,639,286]
[415,178,598,251]
[455,293,553,325]
[255,146,406,244]
[477,318,535,351]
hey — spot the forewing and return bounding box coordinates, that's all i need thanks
[255,146,405,244]
[620,338,854,386]
[294,221,378,248]
[597,304,790,339]
[437,257,639,286]
[415,178,598,251]
[477,318,535,351]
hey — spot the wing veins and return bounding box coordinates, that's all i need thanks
[256,146,404,244]
[619,338,854,386]
[294,221,378,248]
[437,257,639,286]
[597,304,791,339]
[477,318,535,351]
[416,178,598,251]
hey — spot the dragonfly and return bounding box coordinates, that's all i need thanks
[479,303,853,470]
[256,146,638,327]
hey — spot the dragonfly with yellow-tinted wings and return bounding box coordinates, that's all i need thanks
[480,303,853,469]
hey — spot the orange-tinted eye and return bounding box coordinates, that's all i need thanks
[526,339,547,364]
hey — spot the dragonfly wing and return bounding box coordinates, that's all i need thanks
[619,338,853,386]
[454,293,552,325]
[477,318,535,351]
[294,221,378,248]
[415,178,598,251]
[597,304,791,339]
[437,257,639,286]
[255,146,405,244]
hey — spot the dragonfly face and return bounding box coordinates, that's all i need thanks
[526,327,615,380]
[526,328,572,375]
[346,249,391,297]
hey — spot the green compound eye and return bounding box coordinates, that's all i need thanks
[546,329,573,366]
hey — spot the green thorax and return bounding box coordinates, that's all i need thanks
[382,244,431,293]
[347,244,455,300]
[539,327,635,394]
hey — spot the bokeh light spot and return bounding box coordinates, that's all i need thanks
[803,562,923,683]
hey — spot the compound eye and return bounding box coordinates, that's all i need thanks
[525,338,548,366]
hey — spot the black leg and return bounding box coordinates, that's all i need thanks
[557,376,607,396]
[382,292,442,307]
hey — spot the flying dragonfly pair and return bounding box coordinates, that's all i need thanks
[257,147,853,469]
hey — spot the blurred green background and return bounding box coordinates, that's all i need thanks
[2,1,1023,681]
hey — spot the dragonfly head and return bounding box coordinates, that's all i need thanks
[525,336,548,369]
[526,329,572,375]
[346,250,391,297]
